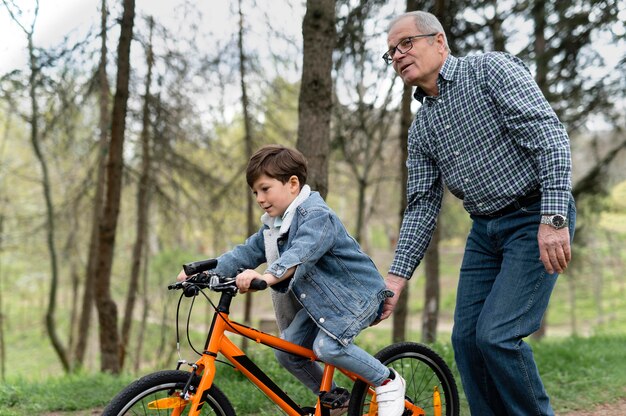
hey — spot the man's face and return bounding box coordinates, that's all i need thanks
[386,17,446,87]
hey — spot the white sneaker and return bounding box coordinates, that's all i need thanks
[374,369,406,416]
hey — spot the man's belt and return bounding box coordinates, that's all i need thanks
[484,189,542,217]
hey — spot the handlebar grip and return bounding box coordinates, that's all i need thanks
[249,279,268,291]
[183,259,218,276]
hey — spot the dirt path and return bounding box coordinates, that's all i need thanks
[40,399,626,415]
[560,398,626,416]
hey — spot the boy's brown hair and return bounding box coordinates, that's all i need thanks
[246,145,308,188]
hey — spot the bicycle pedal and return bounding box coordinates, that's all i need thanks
[319,387,350,408]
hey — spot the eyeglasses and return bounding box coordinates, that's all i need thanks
[382,33,438,65]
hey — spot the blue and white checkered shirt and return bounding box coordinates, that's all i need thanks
[389,52,572,279]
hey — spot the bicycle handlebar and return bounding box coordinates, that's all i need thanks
[249,279,268,290]
[167,272,267,294]
[183,258,218,276]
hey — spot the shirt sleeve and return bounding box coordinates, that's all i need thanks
[214,226,267,277]
[265,208,337,278]
[389,129,444,279]
[484,52,572,216]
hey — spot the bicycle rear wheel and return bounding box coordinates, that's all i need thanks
[348,342,459,416]
[103,370,235,416]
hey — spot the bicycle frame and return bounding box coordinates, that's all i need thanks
[150,286,424,416]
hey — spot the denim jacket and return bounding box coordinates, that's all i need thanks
[212,192,391,346]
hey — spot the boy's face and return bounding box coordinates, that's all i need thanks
[252,174,300,218]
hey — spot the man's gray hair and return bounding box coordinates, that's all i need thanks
[388,11,450,53]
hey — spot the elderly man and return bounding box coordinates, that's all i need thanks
[379,11,576,416]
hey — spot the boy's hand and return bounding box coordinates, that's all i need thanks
[176,269,188,282]
[236,269,263,293]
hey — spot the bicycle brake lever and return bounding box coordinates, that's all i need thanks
[183,284,200,297]
[168,281,184,290]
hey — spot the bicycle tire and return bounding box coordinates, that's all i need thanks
[347,342,460,416]
[103,369,236,416]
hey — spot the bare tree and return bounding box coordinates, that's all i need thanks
[392,0,423,343]
[94,0,135,374]
[121,15,154,369]
[74,0,110,370]
[0,212,5,380]
[2,0,70,371]
[296,0,336,198]
[238,0,256,351]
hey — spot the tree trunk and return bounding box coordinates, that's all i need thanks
[8,2,73,371]
[296,0,336,198]
[531,0,548,340]
[134,249,150,372]
[392,74,413,343]
[238,0,256,352]
[0,214,5,380]
[422,225,440,343]
[121,15,153,369]
[355,178,366,244]
[568,268,578,335]
[488,0,506,52]
[94,0,135,374]
[74,0,110,370]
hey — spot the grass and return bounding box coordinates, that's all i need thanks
[1,334,626,415]
[536,335,626,413]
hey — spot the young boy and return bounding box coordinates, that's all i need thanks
[179,145,405,415]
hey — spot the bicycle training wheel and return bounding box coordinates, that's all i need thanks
[102,370,235,416]
[348,342,460,416]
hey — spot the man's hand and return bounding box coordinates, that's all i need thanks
[374,274,408,324]
[538,224,571,274]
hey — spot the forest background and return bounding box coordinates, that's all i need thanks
[0,0,625,412]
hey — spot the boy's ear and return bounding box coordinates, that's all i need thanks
[289,175,300,191]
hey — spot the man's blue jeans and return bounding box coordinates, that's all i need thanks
[452,197,576,416]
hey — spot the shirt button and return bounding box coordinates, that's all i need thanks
[278,240,284,246]
[446,125,452,129]
[464,178,469,183]
[454,151,460,156]
[319,317,325,323]
[300,293,306,299]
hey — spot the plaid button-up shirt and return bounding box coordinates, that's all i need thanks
[389,52,572,279]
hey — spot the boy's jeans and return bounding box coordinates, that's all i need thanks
[275,308,389,393]
[452,197,576,416]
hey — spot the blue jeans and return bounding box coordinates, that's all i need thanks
[275,307,389,393]
[451,196,576,416]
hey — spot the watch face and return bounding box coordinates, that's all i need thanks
[551,215,566,228]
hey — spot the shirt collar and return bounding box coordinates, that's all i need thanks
[413,54,458,103]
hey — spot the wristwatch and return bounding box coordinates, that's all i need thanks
[540,214,568,229]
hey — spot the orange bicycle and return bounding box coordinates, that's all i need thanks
[103,259,460,415]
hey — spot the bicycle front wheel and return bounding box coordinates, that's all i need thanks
[103,370,236,416]
[348,342,460,416]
